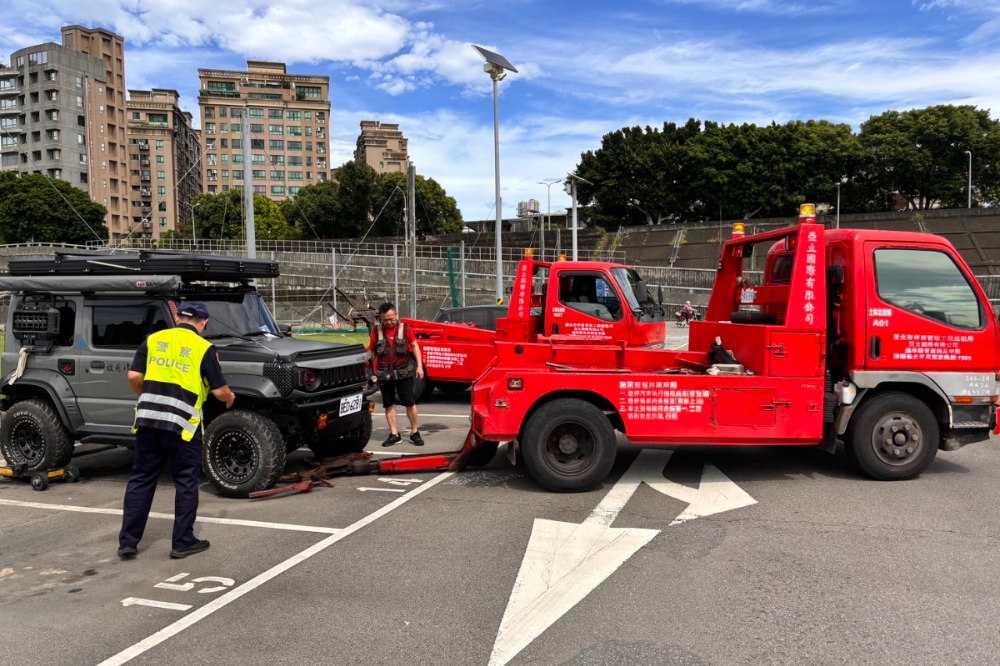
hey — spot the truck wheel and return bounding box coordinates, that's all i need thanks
[465,440,499,467]
[413,376,435,403]
[203,410,286,498]
[308,411,373,460]
[436,381,470,394]
[845,392,939,480]
[521,398,616,492]
[0,399,74,472]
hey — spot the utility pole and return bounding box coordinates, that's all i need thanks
[966,150,973,209]
[564,173,591,261]
[408,164,417,318]
[240,109,256,258]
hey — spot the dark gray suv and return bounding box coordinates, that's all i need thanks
[0,253,375,497]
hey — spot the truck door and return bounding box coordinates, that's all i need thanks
[864,244,996,378]
[76,302,172,430]
[548,271,627,341]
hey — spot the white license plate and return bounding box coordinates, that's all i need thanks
[339,393,363,417]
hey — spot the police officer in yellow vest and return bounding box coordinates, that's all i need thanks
[118,302,235,560]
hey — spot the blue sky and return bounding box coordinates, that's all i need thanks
[2,0,999,221]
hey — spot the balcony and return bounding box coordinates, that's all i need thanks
[137,141,149,151]
[139,188,151,197]
[139,159,150,167]
[141,206,152,215]
[200,88,240,98]
[140,174,151,182]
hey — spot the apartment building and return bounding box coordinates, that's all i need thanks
[353,120,409,174]
[1,27,131,237]
[197,61,331,201]
[126,89,201,239]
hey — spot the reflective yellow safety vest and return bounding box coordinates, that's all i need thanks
[133,327,213,441]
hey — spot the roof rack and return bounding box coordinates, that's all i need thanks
[9,252,280,281]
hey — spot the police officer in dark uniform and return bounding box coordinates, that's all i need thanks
[118,302,235,559]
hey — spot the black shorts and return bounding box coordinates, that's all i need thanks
[380,376,415,408]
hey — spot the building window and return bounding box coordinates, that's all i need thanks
[220,123,228,134]
[206,154,217,165]
[221,154,229,164]
[207,169,218,181]
[220,139,228,149]
[306,171,313,181]
[156,155,164,165]
[79,134,86,145]
[221,170,228,180]
[248,108,264,119]
[233,169,243,180]
[268,155,283,167]
[268,140,283,151]
[305,127,312,137]
[158,202,167,211]
[287,126,301,136]
[205,123,216,135]
[288,171,303,181]
[270,170,284,180]
[233,154,243,164]
[46,71,57,82]
[268,109,283,119]
[251,169,265,180]
[16,56,23,68]
[289,186,301,196]
[158,186,166,196]
[305,142,312,152]
[0,99,16,110]
[268,124,283,135]
[287,141,302,151]
[208,185,217,194]
[249,123,263,134]
[79,153,87,164]
[80,173,88,184]
[316,111,325,123]
[271,186,285,196]
[253,185,266,194]
[1,154,18,166]
[206,81,236,91]
[157,170,165,181]
[28,51,48,65]
[251,154,266,165]
[159,218,168,227]
[219,107,227,118]
[286,110,301,121]
[250,139,264,150]
[76,95,83,108]
[156,140,164,150]
[78,115,85,127]
[132,112,141,120]
[46,91,58,102]
[231,123,241,135]
[299,86,321,98]
[316,127,325,139]
[304,112,312,122]
[289,156,304,167]
[47,110,59,121]
[206,139,216,150]
[205,107,215,118]
[47,129,60,140]
[75,76,83,88]
[317,142,325,154]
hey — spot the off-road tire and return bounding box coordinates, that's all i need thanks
[521,398,617,492]
[465,440,499,467]
[436,381,470,394]
[0,399,74,472]
[308,411,373,460]
[413,376,435,403]
[845,391,939,480]
[203,410,286,498]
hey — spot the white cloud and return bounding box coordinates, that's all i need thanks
[659,0,842,16]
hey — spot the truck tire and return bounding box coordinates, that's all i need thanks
[308,411,373,460]
[436,381,470,394]
[0,399,74,472]
[203,410,286,498]
[521,398,616,492]
[413,376,435,403]
[845,392,939,480]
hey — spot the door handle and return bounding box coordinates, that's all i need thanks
[551,324,559,334]
[91,361,105,369]
[869,336,881,360]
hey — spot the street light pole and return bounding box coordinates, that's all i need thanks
[564,173,591,261]
[835,182,840,229]
[537,179,561,261]
[190,202,201,247]
[966,150,973,209]
[473,45,517,304]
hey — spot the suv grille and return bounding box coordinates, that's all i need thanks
[320,362,370,390]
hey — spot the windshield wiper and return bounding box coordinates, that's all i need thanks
[241,330,273,337]
[204,332,253,341]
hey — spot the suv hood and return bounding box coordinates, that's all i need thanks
[215,336,368,364]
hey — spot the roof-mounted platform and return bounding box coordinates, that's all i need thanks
[9,251,280,281]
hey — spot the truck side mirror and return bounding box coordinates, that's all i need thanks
[636,281,648,304]
[657,285,663,305]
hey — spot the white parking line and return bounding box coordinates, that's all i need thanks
[97,470,454,666]
[0,499,341,535]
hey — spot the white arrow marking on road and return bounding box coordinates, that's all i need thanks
[358,487,405,493]
[489,449,756,666]
[377,478,424,486]
[121,597,193,612]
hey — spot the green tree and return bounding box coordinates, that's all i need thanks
[859,105,1000,209]
[372,172,464,236]
[0,172,108,244]
[280,180,340,238]
[178,189,294,240]
[333,161,378,237]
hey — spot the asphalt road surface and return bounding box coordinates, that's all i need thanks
[3,324,1000,665]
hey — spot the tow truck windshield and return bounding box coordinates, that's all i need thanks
[611,267,663,321]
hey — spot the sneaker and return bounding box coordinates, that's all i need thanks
[410,431,424,446]
[117,545,137,559]
[169,539,210,559]
[382,433,402,447]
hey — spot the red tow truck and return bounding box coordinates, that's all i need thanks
[405,255,668,398]
[454,204,999,491]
